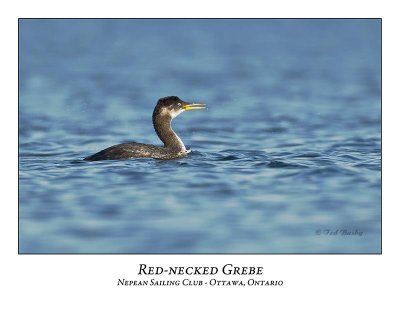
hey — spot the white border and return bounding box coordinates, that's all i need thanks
[2,0,398,307]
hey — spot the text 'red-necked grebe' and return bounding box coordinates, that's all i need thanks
[84,96,206,161]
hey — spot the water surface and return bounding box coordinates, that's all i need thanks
[19,19,381,253]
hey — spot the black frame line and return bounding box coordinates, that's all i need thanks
[17,17,382,255]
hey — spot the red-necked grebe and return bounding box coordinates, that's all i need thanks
[84,96,206,161]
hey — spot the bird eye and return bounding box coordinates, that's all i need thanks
[178,103,182,107]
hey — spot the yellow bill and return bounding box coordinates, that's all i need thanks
[183,103,207,111]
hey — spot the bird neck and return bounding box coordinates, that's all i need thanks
[152,114,186,152]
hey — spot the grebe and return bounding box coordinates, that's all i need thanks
[84,96,206,161]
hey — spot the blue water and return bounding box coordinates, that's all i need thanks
[19,19,381,253]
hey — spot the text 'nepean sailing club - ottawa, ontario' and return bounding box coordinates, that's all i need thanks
[117,264,284,287]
